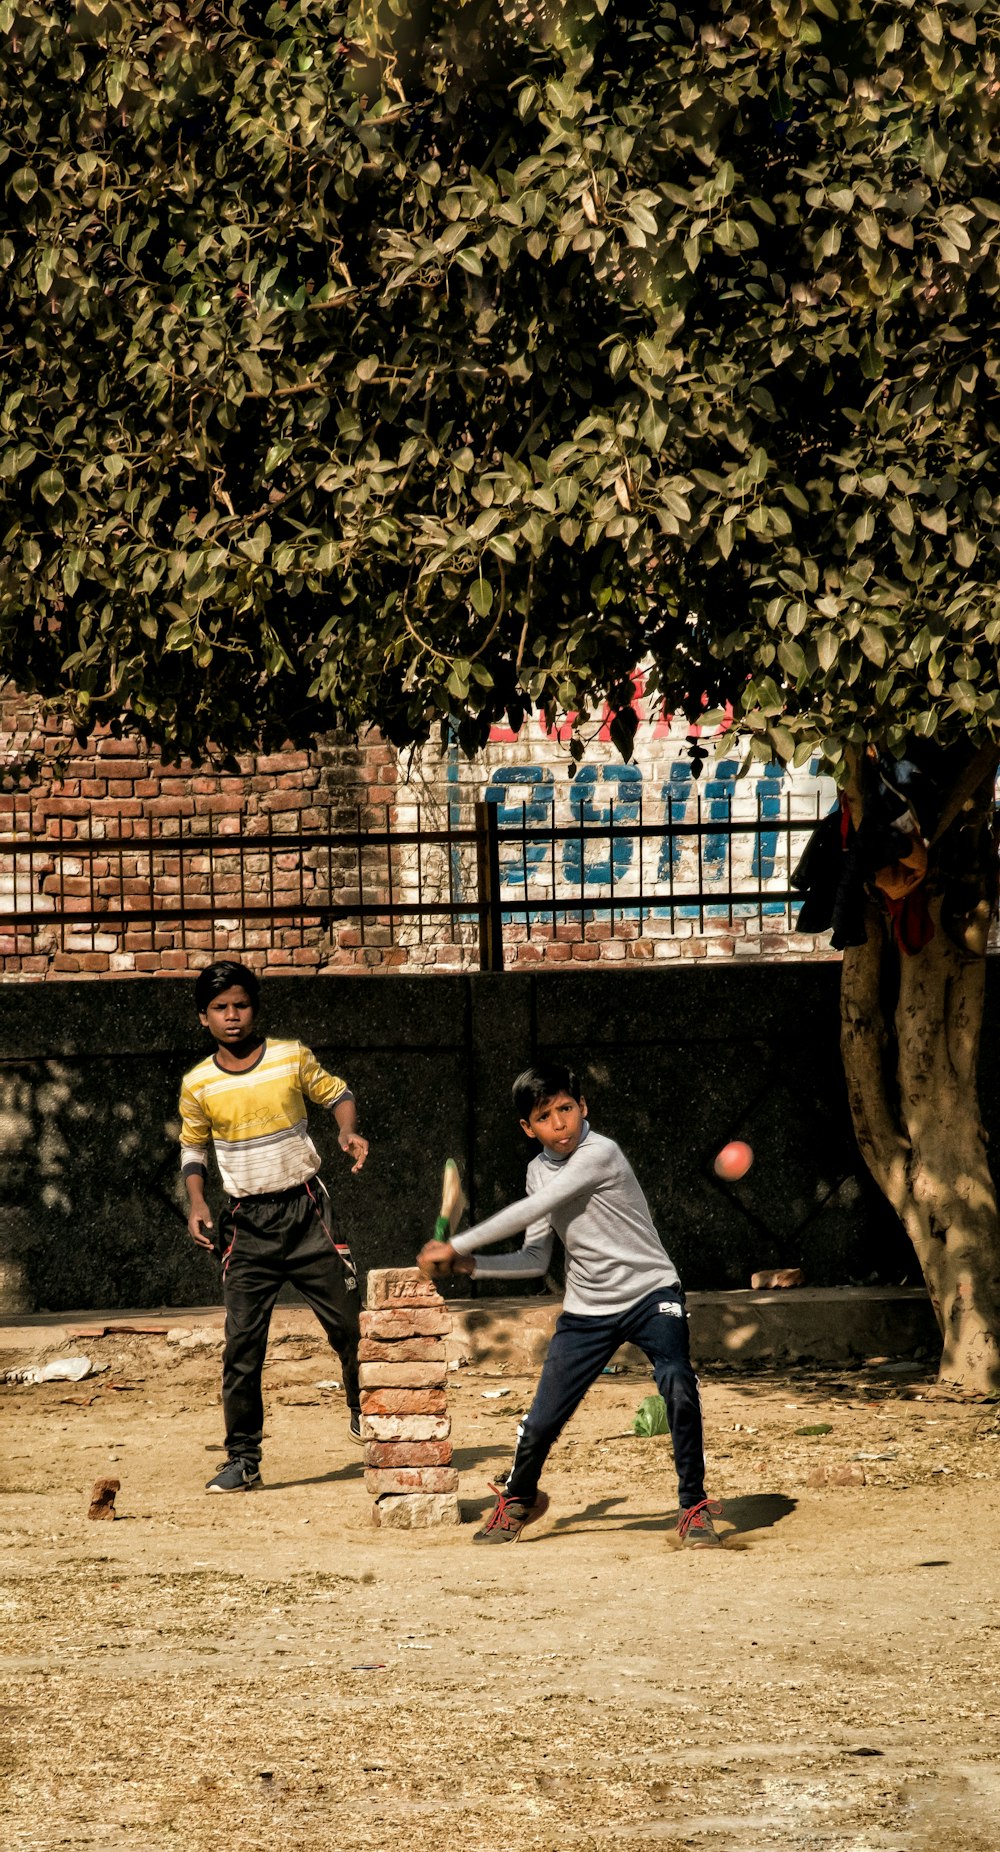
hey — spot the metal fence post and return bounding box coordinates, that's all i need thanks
[475,799,504,972]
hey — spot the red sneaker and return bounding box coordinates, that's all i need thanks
[678,1498,724,1547]
[473,1482,550,1544]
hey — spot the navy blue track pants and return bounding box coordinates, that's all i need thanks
[504,1286,706,1510]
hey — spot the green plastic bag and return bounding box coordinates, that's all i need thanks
[632,1393,669,1437]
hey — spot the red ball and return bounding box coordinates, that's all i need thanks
[714,1140,754,1182]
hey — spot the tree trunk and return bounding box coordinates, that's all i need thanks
[840,771,1000,1394]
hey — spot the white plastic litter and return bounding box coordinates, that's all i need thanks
[480,1389,511,1399]
[4,1356,107,1386]
[315,1380,342,1390]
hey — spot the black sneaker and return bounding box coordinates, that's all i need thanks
[677,1498,723,1547]
[206,1457,261,1493]
[472,1482,549,1544]
[348,1408,363,1445]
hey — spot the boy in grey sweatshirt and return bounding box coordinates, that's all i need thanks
[417,1062,720,1546]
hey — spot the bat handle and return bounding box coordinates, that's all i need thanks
[433,1215,450,1242]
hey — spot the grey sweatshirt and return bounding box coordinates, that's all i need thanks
[449,1124,680,1317]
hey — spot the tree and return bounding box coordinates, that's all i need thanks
[4,0,1000,1387]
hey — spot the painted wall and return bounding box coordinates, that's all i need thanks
[394,697,839,968]
[0,968,926,1315]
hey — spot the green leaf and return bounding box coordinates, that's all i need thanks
[10,166,38,204]
[778,639,807,679]
[36,469,65,505]
[922,130,951,182]
[817,632,839,674]
[470,578,493,617]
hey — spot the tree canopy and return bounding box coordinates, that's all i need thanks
[2,0,998,763]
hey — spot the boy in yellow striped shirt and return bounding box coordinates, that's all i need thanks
[180,961,368,1492]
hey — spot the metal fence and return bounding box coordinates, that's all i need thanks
[0,788,832,971]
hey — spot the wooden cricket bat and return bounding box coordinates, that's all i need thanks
[433,1158,467,1241]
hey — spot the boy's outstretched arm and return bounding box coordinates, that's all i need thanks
[298,1046,369,1173]
[417,1139,607,1277]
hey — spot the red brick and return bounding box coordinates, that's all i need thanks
[750,1268,805,1290]
[358,1362,447,1389]
[362,1440,452,1468]
[80,779,108,798]
[256,751,312,773]
[96,737,145,757]
[830,1464,866,1487]
[357,1336,447,1363]
[571,942,600,960]
[365,1267,443,1309]
[89,758,149,779]
[193,793,245,813]
[358,1389,447,1417]
[144,798,195,817]
[360,1307,452,1340]
[364,1468,458,1496]
[40,798,91,819]
[260,789,316,812]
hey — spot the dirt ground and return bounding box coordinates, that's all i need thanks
[3,1321,1000,1852]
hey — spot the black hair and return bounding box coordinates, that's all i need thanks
[512,1062,582,1121]
[194,960,261,1014]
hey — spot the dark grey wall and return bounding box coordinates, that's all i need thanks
[0,966,932,1314]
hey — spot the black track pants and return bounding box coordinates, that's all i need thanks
[217,1179,360,1464]
[503,1286,707,1510]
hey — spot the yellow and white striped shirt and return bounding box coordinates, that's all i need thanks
[179,1039,351,1198]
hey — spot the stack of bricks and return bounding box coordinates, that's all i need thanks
[360,1267,460,1528]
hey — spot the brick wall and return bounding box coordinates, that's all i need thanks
[0,688,398,979]
[1,681,844,979]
